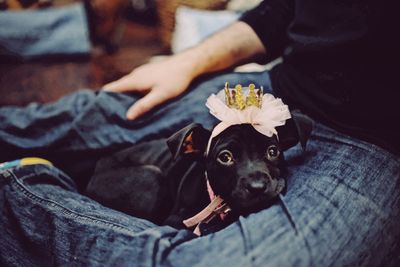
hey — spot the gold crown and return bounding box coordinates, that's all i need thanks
[224,82,263,110]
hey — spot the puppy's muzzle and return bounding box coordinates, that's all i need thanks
[246,179,268,195]
[243,171,283,198]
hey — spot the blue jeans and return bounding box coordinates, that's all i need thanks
[0,3,90,59]
[0,72,399,266]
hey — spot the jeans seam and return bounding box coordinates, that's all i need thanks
[8,169,152,235]
[278,196,314,267]
[237,217,254,267]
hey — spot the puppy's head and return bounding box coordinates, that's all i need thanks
[167,111,313,214]
[205,124,283,213]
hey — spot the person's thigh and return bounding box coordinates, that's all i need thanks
[0,162,196,267]
[0,72,270,173]
[164,122,400,267]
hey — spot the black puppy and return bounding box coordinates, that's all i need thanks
[86,112,312,230]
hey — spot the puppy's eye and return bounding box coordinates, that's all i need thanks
[217,150,234,166]
[266,145,280,160]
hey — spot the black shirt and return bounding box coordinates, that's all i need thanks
[240,0,399,155]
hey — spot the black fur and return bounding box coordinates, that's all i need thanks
[85,112,313,229]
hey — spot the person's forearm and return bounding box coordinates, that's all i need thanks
[173,21,266,80]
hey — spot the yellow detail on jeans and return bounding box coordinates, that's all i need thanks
[20,157,52,166]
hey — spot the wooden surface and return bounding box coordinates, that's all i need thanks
[0,19,163,106]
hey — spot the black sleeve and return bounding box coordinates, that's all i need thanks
[239,0,294,63]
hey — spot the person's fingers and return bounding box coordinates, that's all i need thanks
[103,75,141,92]
[126,91,167,120]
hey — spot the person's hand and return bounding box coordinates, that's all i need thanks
[103,56,195,120]
[103,22,263,120]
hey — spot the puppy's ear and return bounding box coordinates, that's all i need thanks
[277,110,314,151]
[167,123,211,160]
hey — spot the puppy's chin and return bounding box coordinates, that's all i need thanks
[227,190,279,214]
[229,198,277,215]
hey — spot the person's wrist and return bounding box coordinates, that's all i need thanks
[172,49,206,80]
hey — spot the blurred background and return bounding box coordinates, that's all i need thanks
[0,0,261,106]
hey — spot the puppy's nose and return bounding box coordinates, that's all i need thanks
[246,180,267,195]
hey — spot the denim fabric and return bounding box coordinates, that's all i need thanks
[0,3,90,59]
[0,71,400,266]
[0,72,266,162]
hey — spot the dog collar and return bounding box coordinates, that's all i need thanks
[182,194,231,236]
[183,171,231,236]
[183,173,286,236]
[205,83,291,154]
